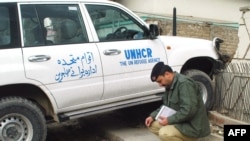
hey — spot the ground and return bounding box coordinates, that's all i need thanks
[46,102,225,141]
[46,101,161,141]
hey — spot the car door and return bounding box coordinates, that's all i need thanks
[85,4,167,100]
[20,3,103,109]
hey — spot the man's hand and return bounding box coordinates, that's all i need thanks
[145,116,154,127]
[158,116,168,126]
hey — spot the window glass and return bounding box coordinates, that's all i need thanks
[85,5,149,42]
[0,7,10,46]
[0,3,21,49]
[21,4,88,47]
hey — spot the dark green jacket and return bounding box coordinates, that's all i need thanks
[150,73,211,138]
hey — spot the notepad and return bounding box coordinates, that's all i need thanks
[155,105,176,121]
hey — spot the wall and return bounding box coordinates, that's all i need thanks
[116,0,250,23]
[143,15,238,59]
[113,0,247,59]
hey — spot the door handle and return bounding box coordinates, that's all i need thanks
[103,49,121,55]
[28,55,51,62]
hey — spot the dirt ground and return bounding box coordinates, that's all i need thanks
[46,101,161,141]
[46,119,104,141]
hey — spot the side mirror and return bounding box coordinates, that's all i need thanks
[149,24,159,39]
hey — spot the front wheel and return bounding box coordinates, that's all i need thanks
[0,97,47,141]
[183,69,214,110]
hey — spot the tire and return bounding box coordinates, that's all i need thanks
[0,97,47,141]
[183,69,214,110]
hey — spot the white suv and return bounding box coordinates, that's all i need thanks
[0,0,226,140]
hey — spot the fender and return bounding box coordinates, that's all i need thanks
[158,36,219,67]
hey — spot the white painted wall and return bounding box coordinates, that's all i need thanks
[116,0,250,23]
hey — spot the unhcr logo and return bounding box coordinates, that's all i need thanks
[124,48,152,60]
[119,48,160,66]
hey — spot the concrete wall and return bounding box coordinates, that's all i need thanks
[115,0,250,23]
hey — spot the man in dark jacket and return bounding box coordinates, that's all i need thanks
[145,62,211,141]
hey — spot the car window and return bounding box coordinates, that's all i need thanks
[20,4,89,47]
[0,4,19,48]
[85,4,149,42]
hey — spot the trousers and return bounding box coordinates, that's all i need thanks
[148,121,197,141]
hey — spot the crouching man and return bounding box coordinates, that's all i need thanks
[145,62,211,141]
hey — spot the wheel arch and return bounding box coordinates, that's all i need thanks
[180,57,216,78]
[0,84,55,121]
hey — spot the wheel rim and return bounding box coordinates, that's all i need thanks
[197,81,208,104]
[0,113,33,141]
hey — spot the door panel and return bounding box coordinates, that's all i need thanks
[20,4,103,109]
[85,4,167,100]
[97,40,166,99]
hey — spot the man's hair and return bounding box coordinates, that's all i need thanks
[160,64,173,74]
[151,62,173,82]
